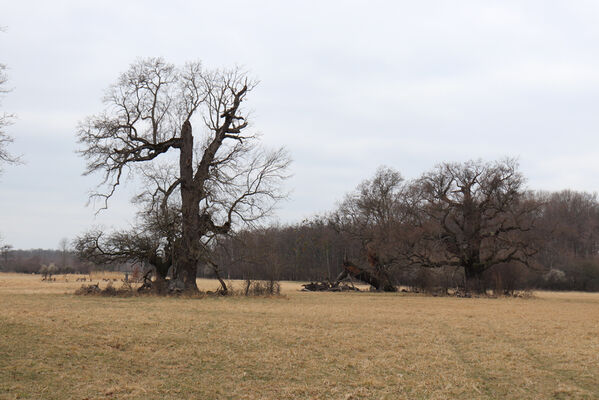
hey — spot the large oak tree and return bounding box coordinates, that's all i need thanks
[77,58,289,292]
[406,159,539,289]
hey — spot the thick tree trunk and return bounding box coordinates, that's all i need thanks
[179,121,200,292]
[153,275,168,294]
[464,264,485,294]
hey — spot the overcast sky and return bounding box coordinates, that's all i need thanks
[2,0,599,249]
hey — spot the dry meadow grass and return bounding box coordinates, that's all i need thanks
[1,272,598,399]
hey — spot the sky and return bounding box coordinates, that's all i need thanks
[2,0,599,249]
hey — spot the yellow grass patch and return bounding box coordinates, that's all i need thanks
[1,273,598,399]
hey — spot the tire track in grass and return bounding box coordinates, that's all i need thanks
[438,321,498,400]
[483,318,599,399]
[442,311,595,399]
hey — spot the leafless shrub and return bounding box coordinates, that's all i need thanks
[75,280,135,297]
[39,263,59,280]
[236,279,281,296]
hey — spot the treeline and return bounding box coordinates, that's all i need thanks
[0,248,80,274]
[0,248,125,275]
[213,160,599,292]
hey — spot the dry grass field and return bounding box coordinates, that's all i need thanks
[1,273,598,399]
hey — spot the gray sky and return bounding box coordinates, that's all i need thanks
[2,0,599,249]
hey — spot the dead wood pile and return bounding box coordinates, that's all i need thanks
[301,281,360,292]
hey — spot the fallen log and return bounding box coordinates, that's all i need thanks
[336,260,397,292]
[301,246,397,292]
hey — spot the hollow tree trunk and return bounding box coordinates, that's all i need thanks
[179,121,200,292]
[463,263,485,294]
[148,254,173,294]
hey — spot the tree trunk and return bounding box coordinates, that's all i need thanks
[210,262,228,294]
[464,264,485,294]
[179,120,200,292]
[153,275,168,294]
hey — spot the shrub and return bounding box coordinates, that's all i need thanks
[241,279,281,296]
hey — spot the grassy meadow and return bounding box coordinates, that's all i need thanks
[1,273,599,399]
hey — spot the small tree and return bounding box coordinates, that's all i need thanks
[77,58,289,292]
[40,263,58,280]
[0,242,13,271]
[334,166,407,266]
[58,237,70,271]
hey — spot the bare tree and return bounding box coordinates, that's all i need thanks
[77,58,289,292]
[0,27,18,172]
[406,159,539,290]
[331,166,407,291]
[0,237,13,271]
[58,237,70,271]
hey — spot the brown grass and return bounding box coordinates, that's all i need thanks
[1,272,598,399]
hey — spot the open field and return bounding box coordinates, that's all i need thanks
[1,273,599,399]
